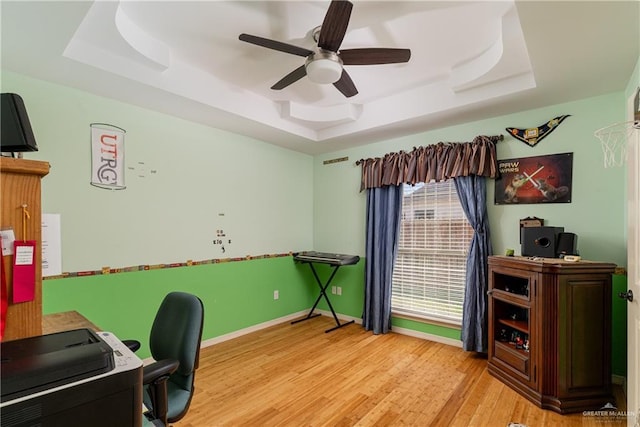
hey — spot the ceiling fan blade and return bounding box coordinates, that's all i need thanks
[318,0,353,52]
[333,69,358,98]
[239,33,313,57]
[271,65,307,90]
[340,48,411,65]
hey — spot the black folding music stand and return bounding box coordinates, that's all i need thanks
[291,252,359,333]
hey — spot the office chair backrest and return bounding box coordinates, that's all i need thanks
[149,291,204,420]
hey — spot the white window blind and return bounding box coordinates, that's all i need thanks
[392,180,474,325]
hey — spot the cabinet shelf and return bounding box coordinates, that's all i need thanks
[498,318,529,334]
[495,340,529,358]
[491,289,529,305]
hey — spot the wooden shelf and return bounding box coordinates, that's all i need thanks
[498,318,529,334]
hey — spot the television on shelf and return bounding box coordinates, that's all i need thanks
[1,93,39,153]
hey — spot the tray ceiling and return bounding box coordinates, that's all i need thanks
[1,1,638,154]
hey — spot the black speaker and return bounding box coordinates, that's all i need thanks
[1,93,39,152]
[521,226,564,257]
[556,232,578,257]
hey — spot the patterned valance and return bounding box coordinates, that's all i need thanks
[356,135,502,191]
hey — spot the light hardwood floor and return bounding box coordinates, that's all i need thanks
[178,316,627,427]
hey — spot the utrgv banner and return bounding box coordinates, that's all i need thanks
[90,123,126,190]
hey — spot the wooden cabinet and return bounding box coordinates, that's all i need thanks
[1,157,49,340]
[488,255,617,414]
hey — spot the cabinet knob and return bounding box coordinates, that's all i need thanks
[618,290,634,302]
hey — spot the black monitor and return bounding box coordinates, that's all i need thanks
[1,93,39,152]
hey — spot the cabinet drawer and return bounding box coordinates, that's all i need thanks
[494,341,529,376]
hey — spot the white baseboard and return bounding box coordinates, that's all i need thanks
[391,325,462,348]
[612,374,627,398]
[316,309,462,348]
[140,310,312,365]
[314,309,362,325]
[200,309,310,348]
[201,309,462,349]
[142,311,462,364]
[612,374,626,386]
[145,309,462,365]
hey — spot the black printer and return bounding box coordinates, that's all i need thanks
[1,329,143,427]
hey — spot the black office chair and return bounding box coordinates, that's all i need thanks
[126,291,204,426]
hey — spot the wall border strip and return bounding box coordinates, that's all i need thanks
[43,252,293,280]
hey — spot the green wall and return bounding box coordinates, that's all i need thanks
[310,261,462,343]
[305,262,364,319]
[313,93,627,266]
[44,257,316,359]
[0,70,316,359]
[313,90,633,375]
[2,62,635,378]
[0,71,314,273]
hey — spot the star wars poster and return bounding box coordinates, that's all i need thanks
[494,152,573,205]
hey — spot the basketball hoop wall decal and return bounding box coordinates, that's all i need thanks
[594,87,640,168]
[594,121,639,168]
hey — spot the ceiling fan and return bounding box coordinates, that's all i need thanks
[239,0,411,98]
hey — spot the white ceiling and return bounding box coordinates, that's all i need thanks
[1,1,638,155]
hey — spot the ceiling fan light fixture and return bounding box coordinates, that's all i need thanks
[305,51,343,84]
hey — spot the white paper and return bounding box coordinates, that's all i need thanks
[42,213,63,277]
[15,245,34,265]
[0,228,16,256]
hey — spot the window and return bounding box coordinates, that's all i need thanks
[392,179,474,325]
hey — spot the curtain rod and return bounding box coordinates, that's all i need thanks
[355,134,504,166]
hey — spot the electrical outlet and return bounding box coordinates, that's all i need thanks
[273,290,279,300]
[332,286,337,294]
[337,286,342,296]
